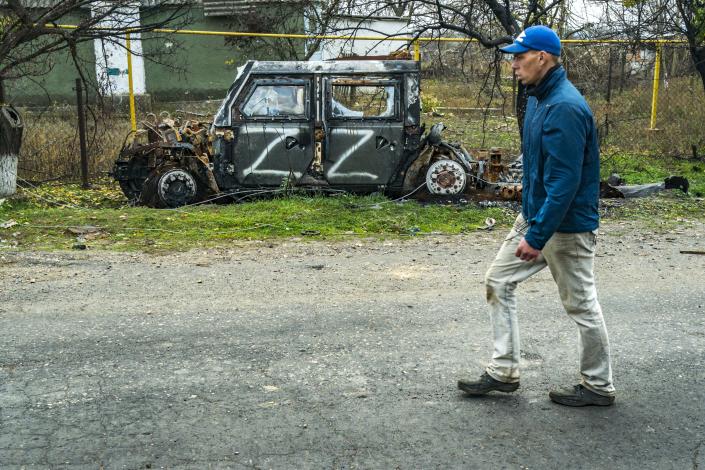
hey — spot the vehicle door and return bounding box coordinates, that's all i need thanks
[231,77,314,187]
[323,77,405,187]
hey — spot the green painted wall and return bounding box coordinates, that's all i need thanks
[3,10,97,105]
[3,6,306,105]
[141,7,306,102]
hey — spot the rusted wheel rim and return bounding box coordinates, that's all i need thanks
[425,159,466,195]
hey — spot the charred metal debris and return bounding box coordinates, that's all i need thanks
[600,173,689,199]
[113,60,523,208]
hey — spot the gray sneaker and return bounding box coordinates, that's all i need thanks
[458,372,520,395]
[549,384,615,407]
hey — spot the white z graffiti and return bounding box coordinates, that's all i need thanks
[327,128,378,180]
[242,126,303,178]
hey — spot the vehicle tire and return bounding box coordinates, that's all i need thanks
[118,179,144,202]
[425,159,467,195]
[115,156,150,203]
[140,165,203,208]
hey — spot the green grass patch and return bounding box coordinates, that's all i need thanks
[1,177,702,252]
[601,151,705,197]
[600,192,705,231]
[424,114,520,153]
[0,180,513,251]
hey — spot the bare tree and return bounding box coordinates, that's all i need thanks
[589,0,705,95]
[372,0,568,132]
[222,0,347,61]
[277,0,567,131]
[674,0,705,93]
[0,0,191,194]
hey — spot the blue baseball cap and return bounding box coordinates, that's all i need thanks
[499,25,561,56]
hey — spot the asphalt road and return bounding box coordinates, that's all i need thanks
[1,222,704,469]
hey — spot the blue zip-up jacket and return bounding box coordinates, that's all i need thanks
[522,65,600,250]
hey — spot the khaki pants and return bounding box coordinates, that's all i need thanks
[484,214,615,396]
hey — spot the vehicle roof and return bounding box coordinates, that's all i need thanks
[213,59,420,128]
[247,59,420,75]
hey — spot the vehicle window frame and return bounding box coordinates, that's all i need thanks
[236,78,310,122]
[326,78,401,121]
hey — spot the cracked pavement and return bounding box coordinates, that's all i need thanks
[1,222,704,469]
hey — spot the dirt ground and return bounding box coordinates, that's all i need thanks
[1,219,704,469]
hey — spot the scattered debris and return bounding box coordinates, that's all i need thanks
[66,225,102,236]
[680,250,705,255]
[482,218,496,230]
[600,174,689,198]
[431,106,502,115]
[478,200,522,210]
[301,230,321,236]
[1,219,18,229]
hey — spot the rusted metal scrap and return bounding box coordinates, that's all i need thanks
[113,59,522,208]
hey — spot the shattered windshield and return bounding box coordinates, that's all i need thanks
[242,85,306,117]
[330,84,396,118]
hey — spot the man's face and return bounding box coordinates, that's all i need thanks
[511,50,547,86]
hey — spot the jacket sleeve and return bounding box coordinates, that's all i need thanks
[524,103,587,250]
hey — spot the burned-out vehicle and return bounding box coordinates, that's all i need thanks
[114,59,521,208]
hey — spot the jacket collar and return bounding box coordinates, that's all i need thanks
[527,64,564,100]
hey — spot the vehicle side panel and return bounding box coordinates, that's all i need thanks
[230,76,315,187]
[323,76,405,187]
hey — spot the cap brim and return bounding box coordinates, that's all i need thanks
[499,42,531,54]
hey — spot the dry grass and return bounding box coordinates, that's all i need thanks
[590,76,705,156]
[422,78,514,111]
[17,101,224,184]
[18,106,132,183]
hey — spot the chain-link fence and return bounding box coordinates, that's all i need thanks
[420,40,705,160]
[568,43,704,157]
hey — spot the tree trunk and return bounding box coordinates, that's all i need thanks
[0,105,23,197]
[690,45,705,97]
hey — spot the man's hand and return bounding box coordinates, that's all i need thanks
[515,238,541,261]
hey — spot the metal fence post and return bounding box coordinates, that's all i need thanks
[604,47,614,143]
[125,32,137,132]
[75,78,89,188]
[649,44,662,130]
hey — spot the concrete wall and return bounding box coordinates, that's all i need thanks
[140,9,242,102]
[140,6,306,102]
[92,2,147,96]
[4,10,97,106]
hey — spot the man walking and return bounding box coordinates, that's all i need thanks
[457,26,616,406]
